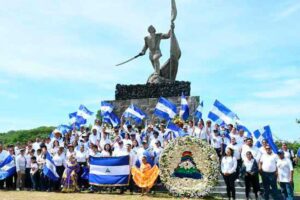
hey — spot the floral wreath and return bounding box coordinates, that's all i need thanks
[159,136,219,198]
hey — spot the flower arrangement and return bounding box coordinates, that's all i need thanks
[159,136,219,198]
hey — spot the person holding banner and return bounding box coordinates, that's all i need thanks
[131,156,159,196]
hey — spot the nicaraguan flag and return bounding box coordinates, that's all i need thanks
[69,112,86,126]
[89,156,130,186]
[165,122,187,139]
[100,101,114,115]
[179,94,189,121]
[208,100,237,125]
[103,112,121,127]
[253,125,278,153]
[43,152,59,181]
[123,104,147,124]
[0,155,16,180]
[194,101,203,119]
[154,97,177,120]
[77,105,93,119]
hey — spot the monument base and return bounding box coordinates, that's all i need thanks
[115,81,191,100]
[107,96,199,121]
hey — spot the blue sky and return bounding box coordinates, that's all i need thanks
[0,0,299,140]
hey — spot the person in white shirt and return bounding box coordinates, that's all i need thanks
[66,144,76,160]
[226,137,242,181]
[235,130,245,147]
[282,143,296,167]
[241,138,261,162]
[16,149,26,190]
[25,149,34,189]
[205,120,212,143]
[210,130,222,159]
[89,128,100,147]
[259,145,280,200]
[194,121,209,143]
[259,139,268,155]
[149,131,163,149]
[187,120,194,136]
[153,141,163,165]
[240,151,259,200]
[99,132,112,151]
[277,150,294,200]
[75,145,88,190]
[221,148,237,200]
[30,156,39,191]
[112,141,127,157]
[52,147,66,191]
[122,133,132,147]
[101,144,112,157]
[32,138,41,152]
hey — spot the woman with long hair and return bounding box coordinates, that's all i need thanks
[221,148,237,200]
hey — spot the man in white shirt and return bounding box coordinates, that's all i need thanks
[241,138,261,162]
[149,131,163,149]
[277,149,294,200]
[32,138,41,152]
[112,141,127,157]
[89,128,100,146]
[259,145,280,200]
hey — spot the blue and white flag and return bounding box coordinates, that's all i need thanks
[43,152,59,181]
[154,97,177,120]
[100,101,114,115]
[89,156,130,186]
[165,122,188,139]
[123,104,147,124]
[179,94,189,121]
[69,112,86,126]
[208,100,237,125]
[0,155,16,180]
[253,125,278,153]
[77,105,93,119]
[103,112,121,127]
[194,101,203,119]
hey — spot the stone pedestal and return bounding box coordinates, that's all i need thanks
[115,81,191,100]
[106,96,200,121]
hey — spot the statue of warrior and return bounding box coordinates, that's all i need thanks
[139,24,174,75]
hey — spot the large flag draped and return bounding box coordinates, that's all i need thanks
[253,125,278,153]
[89,156,130,186]
[0,155,16,180]
[154,97,177,120]
[43,152,59,181]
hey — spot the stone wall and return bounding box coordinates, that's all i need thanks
[106,96,200,122]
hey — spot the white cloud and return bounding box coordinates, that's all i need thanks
[254,79,300,98]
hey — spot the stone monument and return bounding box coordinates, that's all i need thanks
[109,0,199,118]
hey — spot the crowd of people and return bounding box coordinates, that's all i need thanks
[0,118,299,200]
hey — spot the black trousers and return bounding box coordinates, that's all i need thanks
[54,165,65,191]
[223,173,236,199]
[0,179,4,189]
[25,168,32,189]
[244,173,259,198]
[5,172,17,190]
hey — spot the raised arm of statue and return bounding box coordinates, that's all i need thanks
[161,29,172,39]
